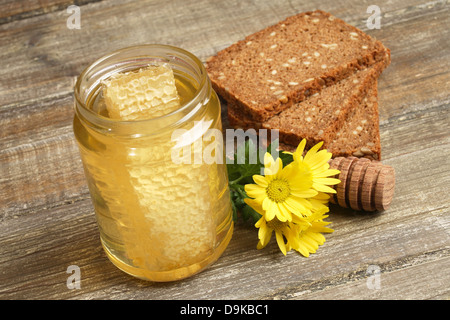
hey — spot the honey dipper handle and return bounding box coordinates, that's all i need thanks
[329,157,395,212]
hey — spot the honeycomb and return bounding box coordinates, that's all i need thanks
[97,64,219,273]
[102,64,181,120]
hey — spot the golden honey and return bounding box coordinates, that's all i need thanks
[73,45,233,281]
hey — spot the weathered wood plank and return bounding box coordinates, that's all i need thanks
[373,1,450,122]
[1,0,448,220]
[0,0,449,300]
[379,99,450,160]
[0,0,447,108]
[0,94,88,222]
[0,93,73,148]
[0,0,101,25]
[0,89,447,223]
[277,253,450,300]
[0,138,448,299]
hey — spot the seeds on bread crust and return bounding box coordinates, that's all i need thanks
[206,9,391,122]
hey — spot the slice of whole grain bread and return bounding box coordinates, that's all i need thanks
[227,60,386,156]
[206,10,390,122]
[229,80,381,160]
[326,81,381,159]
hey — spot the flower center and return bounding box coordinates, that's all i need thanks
[266,179,291,203]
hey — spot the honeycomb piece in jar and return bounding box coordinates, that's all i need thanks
[102,64,180,121]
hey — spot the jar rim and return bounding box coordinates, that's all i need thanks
[74,44,210,133]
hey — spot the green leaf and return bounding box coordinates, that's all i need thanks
[227,137,289,224]
[241,204,262,224]
[227,138,262,186]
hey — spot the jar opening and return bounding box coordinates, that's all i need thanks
[74,44,211,135]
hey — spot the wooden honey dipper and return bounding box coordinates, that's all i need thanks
[329,157,395,211]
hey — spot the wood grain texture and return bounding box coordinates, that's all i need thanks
[0,0,101,25]
[348,158,371,211]
[0,0,449,300]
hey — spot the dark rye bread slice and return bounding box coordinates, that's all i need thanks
[227,61,386,151]
[277,82,381,160]
[206,10,390,122]
[327,81,381,159]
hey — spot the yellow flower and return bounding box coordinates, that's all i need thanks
[255,216,304,256]
[243,139,338,257]
[250,198,308,256]
[290,139,341,194]
[290,207,334,257]
[244,152,318,222]
[252,199,333,257]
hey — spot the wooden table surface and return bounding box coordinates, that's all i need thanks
[1,0,449,300]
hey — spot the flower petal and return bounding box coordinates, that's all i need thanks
[312,182,337,194]
[296,243,310,257]
[264,200,277,221]
[262,197,271,211]
[304,141,324,162]
[257,240,266,250]
[245,184,267,198]
[277,202,292,222]
[264,152,275,169]
[293,139,307,162]
[245,198,265,216]
[313,169,341,177]
[306,151,331,172]
[284,196,311,215]
[252,174,269,187]
[255,216,265,228]
[289,170,313,190]
[313,177,341,186]
[260,227,273,247]
[290,188,318,198]
[275,231,287,256]
[306,231,326,245]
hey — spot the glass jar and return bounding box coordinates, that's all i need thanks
[73,45,233,282]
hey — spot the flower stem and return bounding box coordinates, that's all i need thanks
[229,175,246,185]
[234,185,247,198]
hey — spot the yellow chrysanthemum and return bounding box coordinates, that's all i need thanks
[249,199,287,255]
[244,152,318,222]
[252,200,333,257]
[290,139,341,194]
[243,139,339,257]
[255,216,306,256]
[290,207,334,257]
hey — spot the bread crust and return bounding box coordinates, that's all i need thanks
[227,61,387,159]
[206,10,390,122]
